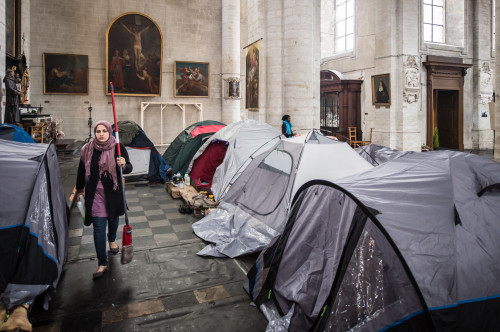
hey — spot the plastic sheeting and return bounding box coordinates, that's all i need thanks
[193,202,281,258]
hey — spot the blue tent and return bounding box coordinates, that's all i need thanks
[0,124,35,143]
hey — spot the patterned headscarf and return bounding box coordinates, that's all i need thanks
[80,120,119,189]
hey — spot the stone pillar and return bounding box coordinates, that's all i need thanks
[246,0,320,132]
[472,0,494,150]
[221,0,241,124]
[281,0,321,133]
[264,0,284,128]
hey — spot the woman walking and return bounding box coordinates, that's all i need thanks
[76,120,132,279]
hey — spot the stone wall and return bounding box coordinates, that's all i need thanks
[28,0,229,143]
[321,0,495,151]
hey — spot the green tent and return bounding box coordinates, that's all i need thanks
[163,120,225,176]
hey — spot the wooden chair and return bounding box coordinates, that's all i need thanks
[31,123,45,143]
[362,128,373,146]
[348,127,363,148]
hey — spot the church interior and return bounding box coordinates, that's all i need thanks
[1,0,500,331]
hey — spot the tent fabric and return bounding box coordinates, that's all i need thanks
[355,143,414,166]
[113,121,167,182]
[189,140,228,189]
[187,121,249,172]
[245,150,500,331]
[171,132,216,176]
[208,120,282,201]
[0,139,68,309]
[116,120,140,145]
[191,125,226,138]
[187,120,280,192]
[0,124,35,143]
[162,120,225,167]
[192,131,373,258]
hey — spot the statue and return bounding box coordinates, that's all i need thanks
[20,67,30,104]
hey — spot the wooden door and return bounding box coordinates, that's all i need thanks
[436,90,459,149]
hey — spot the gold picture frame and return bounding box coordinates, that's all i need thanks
[174,61,210,97]
[106,12,163,96]
[372,74,391,106]
[43,53,89,95]
[245,39,261,110]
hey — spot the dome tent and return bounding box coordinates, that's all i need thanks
[355,143,415,166]
[0,139,68,310]
[162,120,225,177]
[245,151,500,331]
[187,120,281,191]
[192,130,373,258]
[0,123,35,143]
[112,121,168,183]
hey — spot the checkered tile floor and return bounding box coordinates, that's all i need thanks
[67,183,200,262]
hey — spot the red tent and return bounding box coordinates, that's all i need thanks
[189,140,228,189]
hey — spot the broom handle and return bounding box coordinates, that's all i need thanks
[109,82,129,228]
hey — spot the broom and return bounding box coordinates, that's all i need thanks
[109,82,133,264]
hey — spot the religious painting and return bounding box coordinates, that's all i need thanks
[245,39,261,110]
[5,0,15,57]
[174,61,210,97]
[372,74,391,106]
[106,13,162,96]
[43,53,88,95]
[224,77,241,99]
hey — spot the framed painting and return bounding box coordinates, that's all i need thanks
[245,39,261,110]
[106,12,163,96]
[372,74,391,106]
[174,61,209,97]
[43,53,88,95]
[224,77,241,99]
[5,0,15,57]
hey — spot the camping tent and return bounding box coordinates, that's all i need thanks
[162,120,225,176]
[356,143,414,166]
[0,124,35,143]
[0,139,68,309]
[187,120,281,191]
[245,150,500,331]
[113,121,168,182]
[192,131,373,258]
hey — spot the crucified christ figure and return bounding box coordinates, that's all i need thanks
[120,22,151,71]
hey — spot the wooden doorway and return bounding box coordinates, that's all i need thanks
[320,70,363,141]
[436,90,459,149]
[423,56,471,151]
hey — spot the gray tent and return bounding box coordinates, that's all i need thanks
[0,139,68,309]
[193,131,372,258]
[246,150,500,331]
[355,143,415,166]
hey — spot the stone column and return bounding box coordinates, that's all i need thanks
[221,0,241,124]
[246,0,320,131]
[281,0,321,132]
[472,0,494,150]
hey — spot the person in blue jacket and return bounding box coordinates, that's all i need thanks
[281,114,295,138]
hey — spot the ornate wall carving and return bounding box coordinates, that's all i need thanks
[403,56,420,104]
